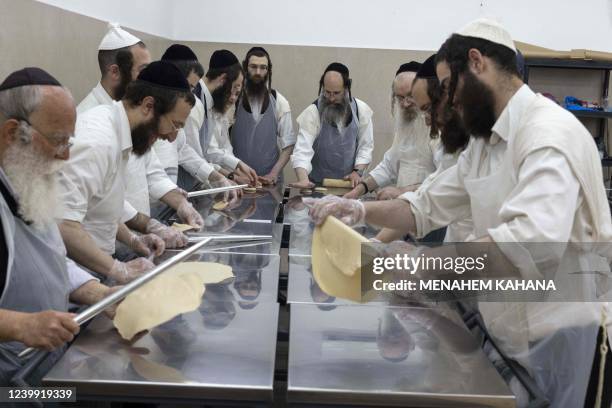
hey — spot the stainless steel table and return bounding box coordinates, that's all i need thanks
[44,288,279,403]
[288,303,515,407]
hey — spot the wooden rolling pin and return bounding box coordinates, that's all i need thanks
[322,178,353,188]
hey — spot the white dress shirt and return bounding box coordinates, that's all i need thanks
[59,102,134,254]
[77,83,178,217]
[291,98,374,174]
[124,150,176,216]
[76,82,113,115]
[400,86,612,388]
[154,97,216,184]
[185,81,240,170]
[368,113,435,188]
[401,85,596,244]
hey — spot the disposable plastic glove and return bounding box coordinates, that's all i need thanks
[108,258,155,284]
[302,195,366,226]
[146,218,188,248]
[176,200,204,229]
[128,232,165,257]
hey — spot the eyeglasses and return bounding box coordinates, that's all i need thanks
[394,95,415,104]
[18,118,73,156]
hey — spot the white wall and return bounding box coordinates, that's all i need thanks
[37,0,612,52]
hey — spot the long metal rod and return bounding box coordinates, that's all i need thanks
[187,234,272,243]
[18,237,213,359]
[187,184,247,198]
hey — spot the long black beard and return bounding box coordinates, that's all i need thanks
[211,81,232,114]
[131,116,160,156]
[246,75,267,99]
[440,106,470,154]
[458,70,497,139]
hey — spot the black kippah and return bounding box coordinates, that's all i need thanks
[324,62,349,77]
[137,60,190,92]
[209,49,239,70]
[0,67,61,91]
[247,46,268,56]
[416,54,437,79]
[396,61,422,75]
[162,44,198,62]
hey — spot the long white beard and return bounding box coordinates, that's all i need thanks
[393,104,419,140]
[3,142,64,230]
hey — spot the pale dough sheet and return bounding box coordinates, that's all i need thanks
[311,216,368,302]
[114,262,234,340]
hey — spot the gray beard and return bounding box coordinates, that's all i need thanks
[393,104,419,136]
[2,141,63,230]
[318,93,350,129]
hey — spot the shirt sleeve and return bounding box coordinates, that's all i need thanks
[368,145,398,188]
[354,99,374,167]
[400,151,472,238]
[206,114,241,170]
[58,137,111,223]
[487,148,580,244]
[291,105,320,174]
[275,92,296,149]
[66,257,98,293]
[120,200,137,223]
[177,132,215,182]
[144,150,177,201]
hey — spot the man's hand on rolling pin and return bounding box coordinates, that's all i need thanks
[302,195,366,226]
[289,179,315,189]
[344,171,362,188]
[146,219,188,248]
[15,311,79,351]
[128,232,166,257]
[108,258,156,284]
[209,172,241,203]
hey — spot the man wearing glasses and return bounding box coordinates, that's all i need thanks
[290,62,374,189]
[344,62,437,200]
[230,47,296,186]
[59,61,196,284]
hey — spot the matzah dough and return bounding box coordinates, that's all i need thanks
[212,201,229,211]
[311,216,368,302]
[171,223,195,232]
[113,262,233,340]
[314,187,328,192]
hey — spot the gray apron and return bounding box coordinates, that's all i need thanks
[231,94,280,176]
[309,98,359,184]
[178,92,213,191]
[0,187,70,385]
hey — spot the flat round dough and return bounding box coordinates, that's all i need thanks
[212,201,229,211]
[171,222,195,232]
[243,187,257,193]
[314,187,328,192]
[113,262,234,340]
[311,216,368,302]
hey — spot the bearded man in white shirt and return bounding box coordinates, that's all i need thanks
[344,61,436,200]
[306,19,612,407]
